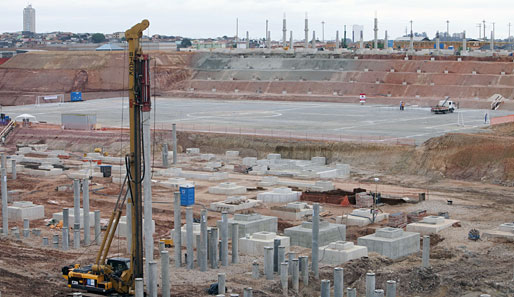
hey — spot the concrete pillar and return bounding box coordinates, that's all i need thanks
[462,30,467,51]
[366,272,376,297]
[321,280,331,297]
[126,201,132,253]
[289,31,293,50]
[135,278,144,297]
[273,238,281,272]
[1,168,7,236]
[162,144,169,168]
[282,16,287,47]
[218,273,226,295]
[161,250,170,297]
[53,234,59,248]
[200,209,208,271]
[264,246,274,280]
[186,206,194,269]
[280,262,288,295]
[384,30,389,49]
[73,223,80,249]
[173,192,181,267]
[11,160,16,180]
[300,256,309,286]
[278,246,285,274]
[360,30,364,49]
[94,210,100,244]
[62,228,69,250]
[43,237,49,246]
[334,267,343,297]
[221,212,229,266]
[243,287,253,297]
[172,124,177,165]
[252,260,259,279]
[82,179,90,245]
[312,203,320,279]
[210,227,219,269]
[288,252,296,275]
[374,289,385,297]
[196,234,201,265]
[23,218,29,238]
[347,288,357,297]
[143,111,154,280]
[73,179,80,227]
[304,14,309,48]
[409,30,414,51]
[148,260,157,297]
[292,258,299,293]
[266,31,271,48]
[1,154,5,169]
[63,208,69,246]
[231,222,239,264]
[336,30,340,49]
[374,17,378,49]
[422,235,430,267]
[246,31,250,49]
[311,30,316,48]
[386,280,396,297]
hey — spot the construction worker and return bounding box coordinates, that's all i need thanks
[399,101,403,110]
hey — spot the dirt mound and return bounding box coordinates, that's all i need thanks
[411,124,514,185]
[0,51,193,105]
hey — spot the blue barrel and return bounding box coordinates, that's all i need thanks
[180,184,195,206]
[71,92,83,102]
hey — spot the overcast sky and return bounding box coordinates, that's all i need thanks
[3,0,514,40]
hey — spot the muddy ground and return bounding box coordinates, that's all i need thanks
[0,138,513,296]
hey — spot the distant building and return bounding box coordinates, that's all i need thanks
[23,4,36,33]
[352,25,363,42]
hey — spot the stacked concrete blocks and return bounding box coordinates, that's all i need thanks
[269,202,317,221]
[239,231,290,256]
[285,221,346,248]
[358,227,420,259]
[319,241,368,264]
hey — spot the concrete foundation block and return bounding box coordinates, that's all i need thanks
[285,221,346,248]
[116,216,155,237]
[186,148,200,155]
[482,222,514,241]
[338,209,389,227]
[267,154,281,160]
[239,231,290,256]
[357,227,420,259]
[225,151,240,158]
[218,213,278,237]
[257,187,301,203]
[53,208,95,229]
[406,216,459,235]
[209,197,262,213]
[8,202,45,221]
[208,182,247,195]
[319,241,368,264]
[242,157,258,166]
[171,223,219,248]
[200,154,216,161]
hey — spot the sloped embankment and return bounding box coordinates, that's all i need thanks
[0,51,193,105]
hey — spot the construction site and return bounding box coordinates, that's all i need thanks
[1,20,514,297]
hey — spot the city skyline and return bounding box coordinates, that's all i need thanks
[2,0,513,40]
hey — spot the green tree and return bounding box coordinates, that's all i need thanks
[91,33,106,43]
[180,38,192,48]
